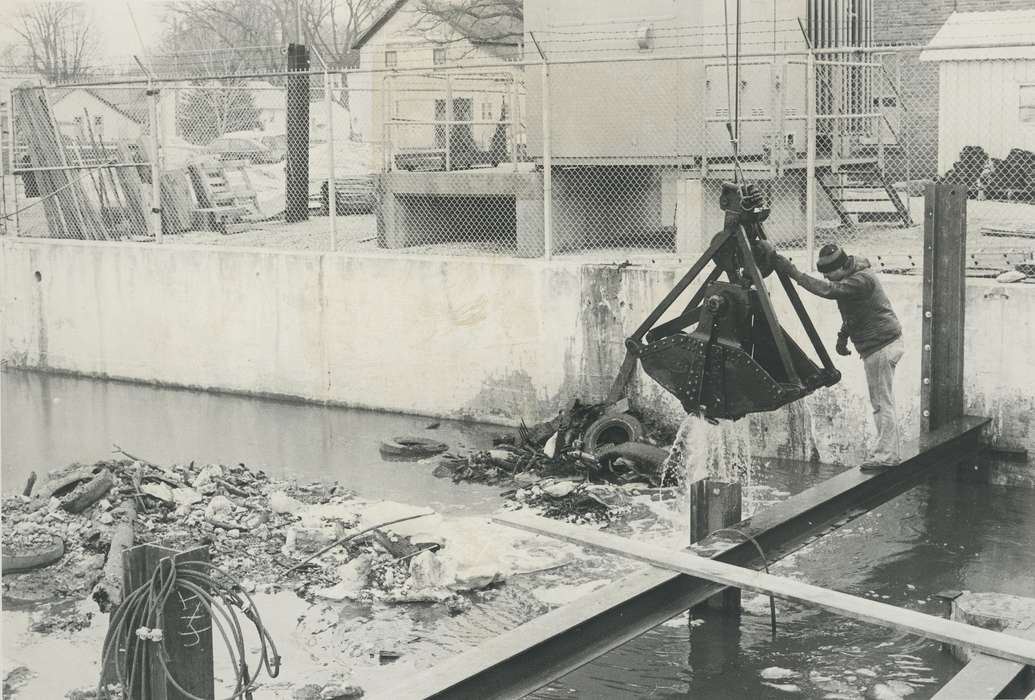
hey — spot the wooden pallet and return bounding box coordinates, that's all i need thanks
[187,159,263,234]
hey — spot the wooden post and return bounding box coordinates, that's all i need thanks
[921,182,967,433]
[690,478,742,612]
[121,543,214,700]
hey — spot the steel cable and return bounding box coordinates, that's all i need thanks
[98,558,280,700]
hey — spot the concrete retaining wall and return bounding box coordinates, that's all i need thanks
[3,239,1033,480]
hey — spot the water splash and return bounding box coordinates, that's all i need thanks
[659,415,756,539]
[662,415,753,487]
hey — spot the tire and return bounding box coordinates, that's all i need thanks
[2,537,65,574]
[582,413,644,452]
[379,436,449,460]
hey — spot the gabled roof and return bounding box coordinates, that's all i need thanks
[52,86,149,124]
[921,10,1035,62]
[354,0,408,50]
[353,0,522,50]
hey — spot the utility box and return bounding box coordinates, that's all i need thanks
[524,0,872,164]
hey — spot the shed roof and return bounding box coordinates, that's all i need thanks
[920,10,1035,62]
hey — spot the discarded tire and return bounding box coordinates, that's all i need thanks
[2,537,65,574]
[380,436,449,460]
[582,413,644,452]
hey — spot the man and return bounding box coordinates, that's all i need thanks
[769,243,905,471]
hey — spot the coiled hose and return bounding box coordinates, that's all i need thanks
[98,558,280,699]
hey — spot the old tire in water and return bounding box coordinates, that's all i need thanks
[582,413,644,452]
[380,436,449,460]
[2,536,65,575]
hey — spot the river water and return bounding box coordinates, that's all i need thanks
[3,369,1034,699]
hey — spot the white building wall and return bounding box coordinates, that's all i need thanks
[52,92,142,141]
[937,58,1035,174]
[353,4,520,165]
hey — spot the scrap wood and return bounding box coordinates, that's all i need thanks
[91,500,137,613]
[22,471,37,497]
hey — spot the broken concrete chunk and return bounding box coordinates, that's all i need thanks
[141,482,174,503]
[193,464,223,488]
[269,491,304,515]
[172,486,203,507]
[313,555,373,601]
[205,495,235,519]
[542,481,578,498]
[408,550,451,590]
[450,563,503,591]
[285,525,342,555]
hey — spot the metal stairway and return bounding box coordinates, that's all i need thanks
[816,162,913,228]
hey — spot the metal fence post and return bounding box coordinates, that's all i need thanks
[541,58,552,261]
[445,74,453,172]
[805,49,816,271]
[325,69,337,251]
[3,94,14,236]
[148,83,162,243]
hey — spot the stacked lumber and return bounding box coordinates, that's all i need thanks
[12,88,108,240]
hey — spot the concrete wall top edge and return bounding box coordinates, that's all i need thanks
[4,238,1032,295]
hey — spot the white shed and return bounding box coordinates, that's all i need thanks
[920,10,1035,175]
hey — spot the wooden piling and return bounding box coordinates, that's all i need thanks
[689,478,742,612]
[120,543,215,700]
[921,182,967,433]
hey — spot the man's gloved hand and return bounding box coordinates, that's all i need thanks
[835,335,851,356]
[741,184,764,210]
[772,253,796,277]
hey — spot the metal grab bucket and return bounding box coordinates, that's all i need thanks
[637,281,839,420]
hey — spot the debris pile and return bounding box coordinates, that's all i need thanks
[432,400,677,524]
[1,449,523,621]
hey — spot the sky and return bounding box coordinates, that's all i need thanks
[0,0,168,66]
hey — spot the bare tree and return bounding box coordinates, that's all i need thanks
[11,1,100,82]
[409,0,522,47]
[162,0,389,71]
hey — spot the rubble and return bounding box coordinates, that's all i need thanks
[435,400,675,524]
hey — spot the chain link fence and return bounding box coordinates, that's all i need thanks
[3,42,1035,276]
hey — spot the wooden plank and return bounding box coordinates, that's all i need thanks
[384,416,988,700]
[930,653,1027,699]
[493,511,1035,667]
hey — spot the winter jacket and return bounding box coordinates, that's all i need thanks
[781,256,902,358]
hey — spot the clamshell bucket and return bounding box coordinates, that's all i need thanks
[607,183,841,421]
[638,281,837,419]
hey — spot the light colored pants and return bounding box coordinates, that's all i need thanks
[863,337,905,465]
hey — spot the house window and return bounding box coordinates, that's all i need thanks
[385,50,397,68]
[481,103,493,120]
[74,116,83,127]
[433,48,446,65]
[94,115,103,128]
[1021,85,1035,123]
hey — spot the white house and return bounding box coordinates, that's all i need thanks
[348,0,522,170]
[920,10,1035,175]
[50,87,148,142]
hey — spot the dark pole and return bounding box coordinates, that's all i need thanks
[286,42,310,223]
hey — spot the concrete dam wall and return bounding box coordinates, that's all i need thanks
[3,239,1032,480]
